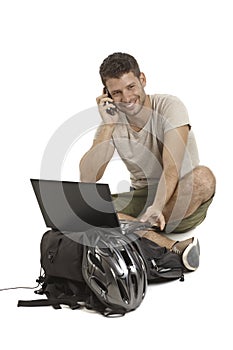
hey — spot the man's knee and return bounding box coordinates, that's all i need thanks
[193,165,216,201]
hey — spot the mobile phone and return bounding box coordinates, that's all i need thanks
[103,87,117,116]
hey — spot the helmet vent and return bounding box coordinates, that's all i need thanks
[92,277,108,294]
[131,274,138,297]
[116,279,129,304]
[89,253,105,273]
[121,249,133,266]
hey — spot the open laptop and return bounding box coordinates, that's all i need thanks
[30,179,151,235]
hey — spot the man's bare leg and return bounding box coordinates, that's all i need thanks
[163,166,216,227]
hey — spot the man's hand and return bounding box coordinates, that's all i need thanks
[140,206,166,231]
[96,91,119,125]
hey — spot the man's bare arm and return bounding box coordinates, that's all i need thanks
[153,125,189,209]
[79,89,120,182]
[79,124,115,182]
[140,125,189,228]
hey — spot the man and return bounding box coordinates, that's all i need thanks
[79,52,216,271]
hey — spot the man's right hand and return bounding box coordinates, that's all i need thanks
[96,91,119,125]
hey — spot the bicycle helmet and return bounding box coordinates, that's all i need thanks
[82,228,147,315]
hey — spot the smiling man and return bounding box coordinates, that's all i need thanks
[79,52,216,271]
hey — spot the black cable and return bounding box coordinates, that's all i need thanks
[0,268,43,292]
[0,284,40,292]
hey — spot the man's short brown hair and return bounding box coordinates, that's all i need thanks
[99,52,141,86]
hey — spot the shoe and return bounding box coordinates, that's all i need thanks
[172,237,200,271]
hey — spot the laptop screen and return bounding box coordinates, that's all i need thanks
[30,179,121,233]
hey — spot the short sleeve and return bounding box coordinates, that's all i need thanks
[159,95,190,133]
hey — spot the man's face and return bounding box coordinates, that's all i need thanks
[105,72,147,116]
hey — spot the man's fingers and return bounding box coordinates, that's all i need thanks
[141,212,166,231]
[140,214,147,223]
[159,216,166,231]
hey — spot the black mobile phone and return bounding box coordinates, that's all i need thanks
[103,87,117,116]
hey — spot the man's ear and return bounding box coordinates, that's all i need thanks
[139,72,146,87]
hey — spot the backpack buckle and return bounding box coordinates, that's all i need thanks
[150,259,159,271]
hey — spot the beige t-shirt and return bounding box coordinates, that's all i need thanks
[96,94,200,189]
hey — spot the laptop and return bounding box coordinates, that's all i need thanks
[30,179,151,235]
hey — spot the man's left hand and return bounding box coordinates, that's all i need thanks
[140,206,166,231]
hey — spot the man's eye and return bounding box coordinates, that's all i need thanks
[129,85,135,89]
[112,91,120,96]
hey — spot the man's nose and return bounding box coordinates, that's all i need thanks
[122,90,132,103]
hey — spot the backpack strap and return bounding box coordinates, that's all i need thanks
[17,297,126,316]
[17,297,82,310]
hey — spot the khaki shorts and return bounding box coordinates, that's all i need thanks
[112,185,214,233]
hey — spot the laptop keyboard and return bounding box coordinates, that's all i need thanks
[119,220,152,235]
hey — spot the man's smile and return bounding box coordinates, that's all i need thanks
[118,98,138,111]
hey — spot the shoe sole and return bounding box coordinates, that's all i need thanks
[182,237,200,271]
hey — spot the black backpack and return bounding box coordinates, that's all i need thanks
[18,229,184,316]
[129,233,185,283]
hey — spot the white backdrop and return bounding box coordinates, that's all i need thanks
[0,1,232,349]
